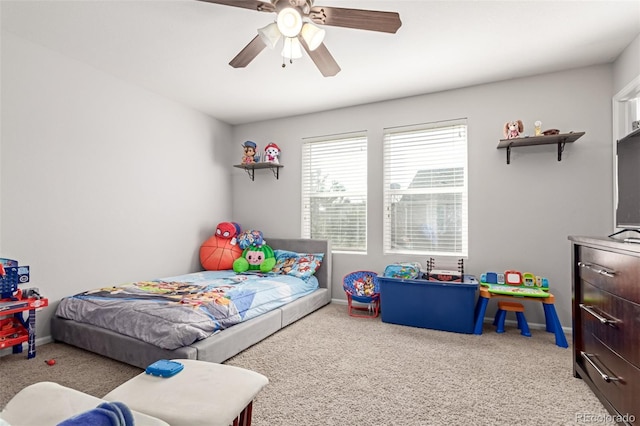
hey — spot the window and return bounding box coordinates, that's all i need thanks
[302,132,367,253]
[383,119,468,256]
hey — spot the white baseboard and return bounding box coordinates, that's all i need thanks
[0,335,54,358]
[331,298,571,335]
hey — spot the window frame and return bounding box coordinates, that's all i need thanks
[301,131,368,254]
[382,119,469,257]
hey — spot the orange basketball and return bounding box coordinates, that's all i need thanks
[200,235,242,271]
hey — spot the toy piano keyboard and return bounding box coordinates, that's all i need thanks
[480,270,550,298]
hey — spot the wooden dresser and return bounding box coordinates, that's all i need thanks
[570,236,639,425]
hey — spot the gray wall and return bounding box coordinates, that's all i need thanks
[1,27,637,343]
[231,64,615,328]
[0,33,234,339]
[613,33,640,95]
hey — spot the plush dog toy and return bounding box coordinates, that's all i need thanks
[503,120,524,139]
[264,143,280,164]
[242,141,257,164]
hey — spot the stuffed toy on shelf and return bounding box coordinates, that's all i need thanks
[263,143,280,164]
[503,120,524,139]
[241,141,258,164]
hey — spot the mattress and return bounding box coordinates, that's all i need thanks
[55,270,318,350]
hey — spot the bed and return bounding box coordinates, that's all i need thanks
[51,238,331,368]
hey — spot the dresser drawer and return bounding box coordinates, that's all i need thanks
[579,332,640,424]
[580,280,640,369]
[577,246,640,304]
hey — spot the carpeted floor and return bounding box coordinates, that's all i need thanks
[1,303,610,425]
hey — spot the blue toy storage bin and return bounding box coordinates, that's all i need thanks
[378,275,478,334]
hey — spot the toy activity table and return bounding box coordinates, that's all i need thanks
[473,286,568,348]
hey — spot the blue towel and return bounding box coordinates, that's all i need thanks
[57,401,134,426]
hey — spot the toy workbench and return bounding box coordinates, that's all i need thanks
[1,258,48,359]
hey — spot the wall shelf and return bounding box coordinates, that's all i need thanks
[497,131,585,164]
[234,163,283,181]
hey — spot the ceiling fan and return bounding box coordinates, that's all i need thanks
[196,0,402,77]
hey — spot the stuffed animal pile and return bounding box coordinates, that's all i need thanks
[199,223,276,273]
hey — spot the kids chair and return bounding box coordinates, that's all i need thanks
[493,301,531,337]
[343,271,380,318]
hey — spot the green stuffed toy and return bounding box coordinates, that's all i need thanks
[233,243,276,273]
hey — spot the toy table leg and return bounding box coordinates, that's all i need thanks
[12,313,23,355]
[542,303,568,348]
[12,342,23,354]
[27,309,36,359]
[473,297,489,335]
[543,304,554,332]
[494,310,507,333]
[515,312,532,337]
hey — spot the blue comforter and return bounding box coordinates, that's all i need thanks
[55,270,318,350]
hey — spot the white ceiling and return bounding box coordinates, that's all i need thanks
[2,1,639,125]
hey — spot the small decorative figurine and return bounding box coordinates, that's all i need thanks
[534,120,542,136]
[264,142,281,164]
[242,141,257,164]
[503,120,524,139]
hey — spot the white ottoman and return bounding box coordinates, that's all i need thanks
[0,382,169,426]
[103,359,269,426]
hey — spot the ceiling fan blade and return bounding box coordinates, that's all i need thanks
[229,35,267,68]
[195,0,275,13]
[309,6,401,33]
[300,38,340,77]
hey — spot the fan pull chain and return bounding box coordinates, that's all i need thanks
[281,57,293,69]
[281,37,295,69]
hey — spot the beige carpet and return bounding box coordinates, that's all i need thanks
[1,303,609,425]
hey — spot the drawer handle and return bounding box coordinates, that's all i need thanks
[579,304,619,326]
[580,351,620,382]
[577,261,616,278]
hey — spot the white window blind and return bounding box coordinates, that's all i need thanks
[383,119,468,256]
[302,132,367,253]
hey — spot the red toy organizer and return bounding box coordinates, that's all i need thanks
[1,259,48,359]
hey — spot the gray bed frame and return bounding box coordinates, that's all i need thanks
[51,238,332,368]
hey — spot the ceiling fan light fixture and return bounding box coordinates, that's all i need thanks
[282,37,303,60]
[277,7,303,38]
[300,22,325,51]
[258,22,282,49]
